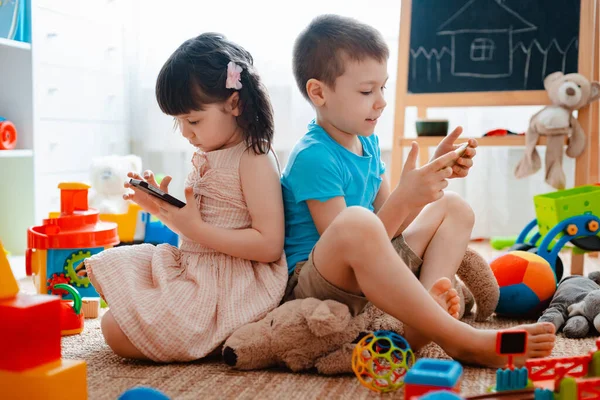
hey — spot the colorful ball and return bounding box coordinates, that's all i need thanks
[491,251,557,318]
[352,330,414,393]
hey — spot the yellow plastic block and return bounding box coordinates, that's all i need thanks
[0,359,87,400]
[0,241,18,300]
[99,203,142,243]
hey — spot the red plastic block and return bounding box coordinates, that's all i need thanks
[0,293,61,371]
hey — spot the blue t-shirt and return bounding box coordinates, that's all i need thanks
[281,120,386,274]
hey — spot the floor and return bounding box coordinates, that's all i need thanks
[15,242,600,399]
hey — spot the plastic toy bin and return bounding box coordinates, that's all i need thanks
[534,185,600,237]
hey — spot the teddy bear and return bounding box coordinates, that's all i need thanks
[515,72,600,190]
[538,271,600,338]
[89,154,142,214]
[223,248,499,374]
[223,298,403,375]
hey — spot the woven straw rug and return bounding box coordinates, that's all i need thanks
[25,247,600,399]
[60,312,598,400]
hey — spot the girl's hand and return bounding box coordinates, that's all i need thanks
[123,171,172,215]
[431,126,477,178]
[153,187,202,240]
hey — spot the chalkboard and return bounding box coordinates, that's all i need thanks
[407,0,581,94]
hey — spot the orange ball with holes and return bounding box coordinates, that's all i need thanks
[491,251,557,318]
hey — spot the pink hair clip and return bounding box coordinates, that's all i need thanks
[226,61,243,90]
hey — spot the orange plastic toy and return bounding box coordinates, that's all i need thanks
[27,183,119,299]
[0,118,17,150]
[0,241,87,399]
[53,283,85,336]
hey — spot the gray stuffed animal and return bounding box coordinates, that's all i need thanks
[538,271,600,338]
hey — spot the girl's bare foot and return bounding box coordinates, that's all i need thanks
[445,322,556,368]
[404,278,462,350]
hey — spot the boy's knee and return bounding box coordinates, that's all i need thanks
[444,191,474,227]
[333,206,385,242]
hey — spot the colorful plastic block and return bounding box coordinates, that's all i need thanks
[0,359,87,400]
[0,293,61,371]
[405,359,463,399]
[0,240,18,300]
[419,391,464,400]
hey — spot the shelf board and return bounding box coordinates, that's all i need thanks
[399,136,560,147]
[0,37,31,51]
[0,149,33,158]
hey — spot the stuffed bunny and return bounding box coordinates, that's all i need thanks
[538,272,600,338]
[89,154,142,214]
[515,72,600,189]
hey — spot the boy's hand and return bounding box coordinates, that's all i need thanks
[431,126,477,178]
[153,187,203,240]
[124,171,173,215]
[395,142,458,208]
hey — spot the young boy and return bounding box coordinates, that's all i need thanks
[281,14,555,367]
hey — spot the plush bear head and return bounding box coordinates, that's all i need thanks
[544,72,600,111]
[223,298,365,372]
[222,298,403,374]
[89,154,142,214]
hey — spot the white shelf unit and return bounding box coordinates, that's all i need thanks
[1,0,131,280]
[0,13,35,261]
[0,37,31,50]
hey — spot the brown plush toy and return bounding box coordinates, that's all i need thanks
[223,298,402,374]
[223,248,499,374]
[515,72,600,189]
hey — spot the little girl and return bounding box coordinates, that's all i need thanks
[83,33,288,362]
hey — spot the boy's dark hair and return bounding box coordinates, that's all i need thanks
[156,33,273,154]
[293,14,389,101]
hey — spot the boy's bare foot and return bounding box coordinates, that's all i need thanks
[445,322,556,368]
[429,277,461,319]
[404,278,461,351]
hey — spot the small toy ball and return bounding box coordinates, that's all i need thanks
[491,251,557,318]
[352,330,415,393]
[118,387,170,400]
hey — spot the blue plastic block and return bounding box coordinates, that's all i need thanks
[420,391,464,400]
[404,359,463,387]
[496,367,528,391]
[118,387,170,400]
[534,388,553,400]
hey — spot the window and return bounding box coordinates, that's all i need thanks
[470,38,495,61]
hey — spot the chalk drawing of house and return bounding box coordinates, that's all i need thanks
[437,0,537,78]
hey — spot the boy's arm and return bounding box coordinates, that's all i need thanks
[306,197,347,235]
[373,175,421,239]
[287,144,347,236]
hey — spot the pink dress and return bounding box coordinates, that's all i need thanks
[86,142,288,362]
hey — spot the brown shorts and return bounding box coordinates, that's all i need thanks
[283,235,423,316]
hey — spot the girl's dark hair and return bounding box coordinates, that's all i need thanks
[156,33,274,154]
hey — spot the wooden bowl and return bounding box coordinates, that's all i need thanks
[416,119,449,137]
